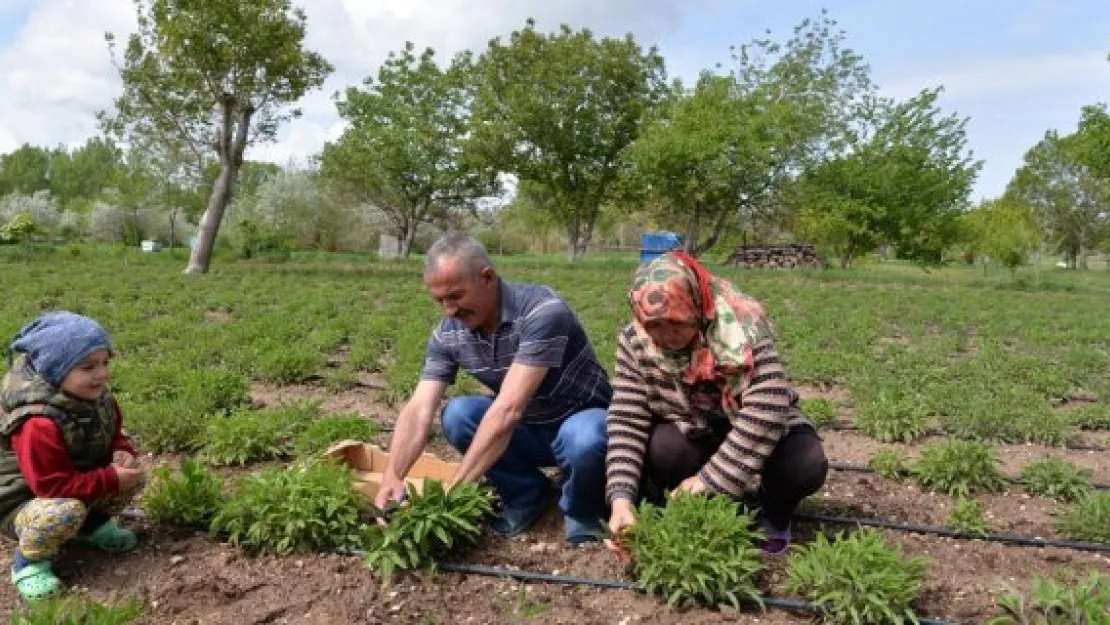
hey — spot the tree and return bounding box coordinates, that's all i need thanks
[468,19,669,260]
[964,198,1041,274]
[1007,130,1109,269]
[789,88,980,267]
[1075,103,1110,181]
[320,43,498,257]
[100,0,332,274]
[0,144,52,196]
[48,138,125,207]
[619,13,874,256]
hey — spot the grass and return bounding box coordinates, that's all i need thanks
[1,247,1108,451]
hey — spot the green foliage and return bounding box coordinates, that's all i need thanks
[947,497,991,537]
[101,0,333,273]
[987,570,1110,625]
[912,439,1007,497]
[254,343,324,383]
[803,398,838,428]
[791,87,982,268]
[855,387,931,443]
[10,595,144,624]
[1056,493,1110,544]
[624,493,765,609]
[1005,128,1109,269]
[295,413,382,457]
[116,364,251,453]
[363,480,494,582]
[1019,458,1093,503]
[142,460,226,527]
[868,449,910,480]
[786,528,930,624]
[202,401,319,466]
[469,18,669,259]
[211,461,371,555]
[964,198,1041,271]
[320,43,498,258]
[621,13,874,256]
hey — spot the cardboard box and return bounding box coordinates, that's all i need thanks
[324,440,459,500]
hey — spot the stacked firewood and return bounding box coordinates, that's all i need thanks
[726,244,825,269]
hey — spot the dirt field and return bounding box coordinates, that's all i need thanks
[3,380,1107,624]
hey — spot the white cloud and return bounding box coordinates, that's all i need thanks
[0,0,690,164]
[880,50,1110,102]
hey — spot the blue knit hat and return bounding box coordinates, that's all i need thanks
[8,311,113,387]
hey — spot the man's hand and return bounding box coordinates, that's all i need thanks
[375,380,447,520]
[675,474,707,496]
[605,498,637,555]
[112,450,137,468]
[373,474,409,525]
[113,465,144,490]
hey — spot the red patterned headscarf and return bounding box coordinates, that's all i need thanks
[628,252,773,404]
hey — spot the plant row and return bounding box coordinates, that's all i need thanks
[865,443,1110,544]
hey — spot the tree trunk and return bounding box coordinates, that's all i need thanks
[186,162,239,273]
[683,205,699,256]
[401,224,418,258]
[566,219,579,261]
[185,105,251,275]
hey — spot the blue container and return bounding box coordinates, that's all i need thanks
[639,231,681,263]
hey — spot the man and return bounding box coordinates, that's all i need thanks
[375,234,613,544]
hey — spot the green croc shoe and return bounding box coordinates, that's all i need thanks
[75,520,137,553]
[12,561,62,601]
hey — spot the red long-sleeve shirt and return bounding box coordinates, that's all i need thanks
[10,414,137,502]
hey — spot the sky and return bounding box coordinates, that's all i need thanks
[0,0,1107,201]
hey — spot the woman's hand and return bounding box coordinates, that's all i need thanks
[605,498,637,555]
[675,474,707,495]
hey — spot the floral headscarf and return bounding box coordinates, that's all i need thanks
[628,251,774,410]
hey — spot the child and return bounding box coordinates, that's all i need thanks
[1,311,145,600]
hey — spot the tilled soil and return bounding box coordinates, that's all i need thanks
[2,381,1108,623]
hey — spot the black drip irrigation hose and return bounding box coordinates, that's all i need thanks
[822,424,1106,452]
[424,562,960,625]
[794,511,1110,553]
[827,461,1110,491]
[120,512,960,624]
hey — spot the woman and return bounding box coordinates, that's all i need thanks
[604,252,827,556]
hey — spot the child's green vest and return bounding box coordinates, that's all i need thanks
[0,356,119,533]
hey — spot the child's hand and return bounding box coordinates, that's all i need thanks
[112,451,138,468]
[113,465,144,490]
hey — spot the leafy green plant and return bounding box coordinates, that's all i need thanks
[912,439,1007,497]
[802,398,838,428]
[364,480,494,582]
[324,367,360,392]
[786,528,930,625]
[1019,458,1093,503]
[947,497,991,537]
[986,570,1110,625]
[855,390,931,443]
[295,413,382,457]
[202,401,319,466]
[255,344,324,383]
[624,493,765,609]
[868,449,910,480]
[210,461,372,555]
[10,595,144,624]
[142,460,226,527]
[1056,493,1110,544]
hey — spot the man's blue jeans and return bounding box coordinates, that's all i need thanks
[440,395,607,522]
